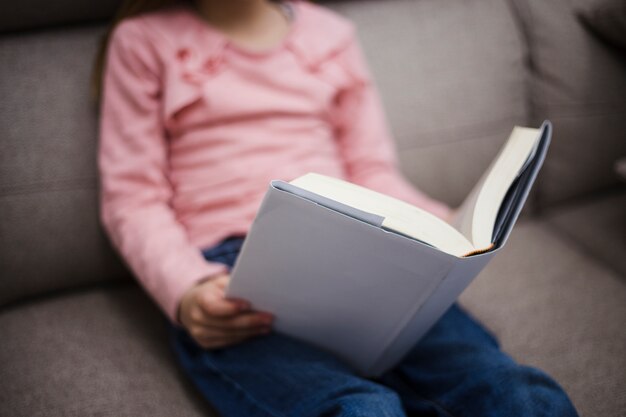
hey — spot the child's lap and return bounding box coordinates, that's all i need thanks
[168,303,578,417]
[168,321,408,417]
[168,304,493,415]
[174,238,578,416]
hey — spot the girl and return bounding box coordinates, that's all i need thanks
[94,0,579,415]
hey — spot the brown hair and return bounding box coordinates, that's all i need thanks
[91,0,285,104]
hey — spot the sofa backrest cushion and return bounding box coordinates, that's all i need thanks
[0,0,121,33]
[0,26,130,308]
[508,0,626,207]
[329,0,529,206]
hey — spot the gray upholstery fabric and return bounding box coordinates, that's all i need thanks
[576,0,626,52]
[0,285,217,417]
[0,0,121,33]
[328,0,530,206]
[0,25,131,308]
[0,189,130,307]
[461,219,626,417]
[0,26,102,194]
[508,0,626,206]
[543,190,626,277]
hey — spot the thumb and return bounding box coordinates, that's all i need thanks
[213,274,230,290]
[198,290,241,318]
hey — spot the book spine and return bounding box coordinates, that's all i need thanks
[364,251,496,377]
[360,263,455,377]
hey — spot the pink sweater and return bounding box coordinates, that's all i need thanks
[98,0,452,323]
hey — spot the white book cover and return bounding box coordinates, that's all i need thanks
[226,121,552,377]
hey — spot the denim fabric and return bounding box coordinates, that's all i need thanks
[169,236,579,417]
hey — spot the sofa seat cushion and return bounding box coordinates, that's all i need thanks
[543,190,626,277]
[460,219,626,417]
[0,285,217,417]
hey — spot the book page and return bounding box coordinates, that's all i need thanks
[455,127,541,248]
[290,173,476,257]
[449,172,483,241]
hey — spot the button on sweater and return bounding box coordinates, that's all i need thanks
[98,0,452,323]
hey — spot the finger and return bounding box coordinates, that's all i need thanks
[206,276,252,310]
[187,304,216,326]
[210,280,252,311]
[189,300,252,326]
[189,324,270,340]
[209,311,274,331]
[213,275,229,290]
[198,291,244,318]
[193,310,271,330]
[194,331,267,350]
[224,295,252,311]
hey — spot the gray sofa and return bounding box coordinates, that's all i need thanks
[1,0,625,416]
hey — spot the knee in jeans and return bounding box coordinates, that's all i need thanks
[489,365,578,416]
[310,385,405,417]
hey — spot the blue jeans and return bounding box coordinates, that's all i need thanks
[168,236,578,417]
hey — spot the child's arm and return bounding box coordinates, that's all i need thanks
[98,20,229,323]
[332,33,454,221]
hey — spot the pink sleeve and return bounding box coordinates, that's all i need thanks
[332,34,453,221]
[98,20,228,323]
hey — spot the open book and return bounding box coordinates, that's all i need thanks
[226,121,552,377]
[287,125,544,258]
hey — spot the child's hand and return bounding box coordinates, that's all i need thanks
[178,274,274,349]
